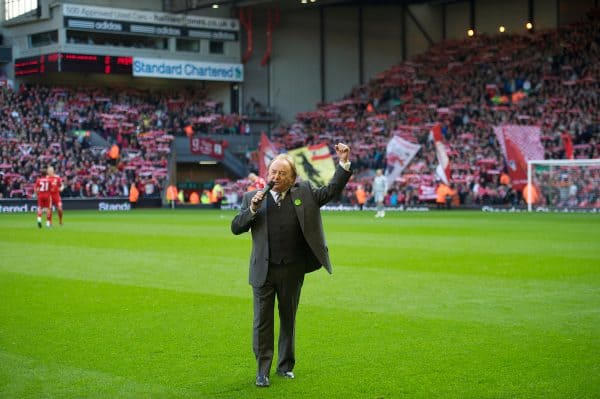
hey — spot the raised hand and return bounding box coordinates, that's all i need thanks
[334,143,350,163]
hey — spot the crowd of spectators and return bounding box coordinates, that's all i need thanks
[0,83,243,200]
[2,11,599,208]
[536,166,600,209]
[258,9,599,208]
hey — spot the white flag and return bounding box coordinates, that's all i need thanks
[385,136,421,186]
[430,123,450,185]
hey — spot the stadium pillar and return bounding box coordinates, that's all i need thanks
[230,83,239,115]
[469,0,475,33]
[441,4,446,40]
[358,6,364,85]
[528,0,534,32]
[319,6,325,103]
[401,4,407,61]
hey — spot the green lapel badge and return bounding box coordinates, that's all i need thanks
[294,198,302,206]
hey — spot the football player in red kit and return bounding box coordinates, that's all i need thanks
[47,166,64,225]
[35,169,53,228]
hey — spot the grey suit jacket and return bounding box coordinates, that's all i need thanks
[231,165,352,287]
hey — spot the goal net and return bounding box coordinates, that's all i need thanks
[526,159,600,212]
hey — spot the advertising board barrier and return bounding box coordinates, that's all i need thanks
[0,198,161,213]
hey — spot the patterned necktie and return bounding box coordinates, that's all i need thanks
[275,192,282,207]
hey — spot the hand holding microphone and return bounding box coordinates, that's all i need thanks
[250,181,274,213]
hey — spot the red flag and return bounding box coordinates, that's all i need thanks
[493,125,544,190]
[561,132,574,160]
[258,132,278,179]
[504,137,529,190]
[431,123,450,184]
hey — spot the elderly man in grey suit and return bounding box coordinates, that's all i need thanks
[231,143,352,388]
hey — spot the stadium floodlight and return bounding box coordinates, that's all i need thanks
[526,159,600,212]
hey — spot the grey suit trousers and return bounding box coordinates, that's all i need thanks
[253,261,305,377]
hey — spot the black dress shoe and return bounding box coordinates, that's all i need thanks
[255,375,270,387]
[276,370,295,379]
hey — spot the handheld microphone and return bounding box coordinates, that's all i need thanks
[261,181,275,194]
[250,181,274,212]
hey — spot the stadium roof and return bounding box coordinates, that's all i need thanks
[170,0,458,13]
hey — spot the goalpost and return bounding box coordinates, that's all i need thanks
[526,159,600,212]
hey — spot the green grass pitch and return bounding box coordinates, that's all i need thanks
[0,209,599,398]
